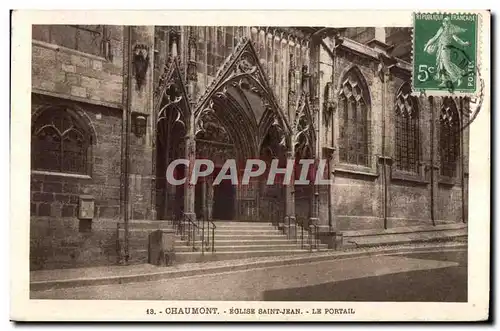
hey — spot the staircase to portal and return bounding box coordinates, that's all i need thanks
[116,220,327,265]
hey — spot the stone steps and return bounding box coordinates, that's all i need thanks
[175,243,327,253]
[176,239,297,246]
[174,249,319,263]
[172,220,323,262]
[119,220,467,265]
[119,220,322,264]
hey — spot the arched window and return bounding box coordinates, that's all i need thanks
[338,68,370,166]
[395,83,420,173]
[439,97,460,178]
[31,107,92,175]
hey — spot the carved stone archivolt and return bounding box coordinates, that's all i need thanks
[195,107,232,145]
[194,38,292,157]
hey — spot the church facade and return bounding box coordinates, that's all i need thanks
[30,25,469,270]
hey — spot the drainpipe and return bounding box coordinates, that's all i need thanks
[123,26,133,264]
[430,96,436,226]
[460,98,466,223]
[328,37,336,231]
[381,66,388,229]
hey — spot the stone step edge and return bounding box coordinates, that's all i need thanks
[176,249,320,255]
[343,223,467,238]
[122,247,325,254]
[30,243,467,292]
[174,239,296,243]
[174,243,327,248]
[345,234,467,248]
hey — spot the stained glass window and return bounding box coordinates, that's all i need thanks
[395,83,420,173]
[32,107,91,175]
[338,68,370,166]
[439,97,460,178]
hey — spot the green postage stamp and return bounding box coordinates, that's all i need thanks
[413,12,479,95]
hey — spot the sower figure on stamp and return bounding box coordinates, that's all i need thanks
[424,17,470,87]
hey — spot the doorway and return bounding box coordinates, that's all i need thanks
[212,177,236,220]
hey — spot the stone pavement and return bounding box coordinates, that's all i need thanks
[31,247,467,301]
[31,241,466,292]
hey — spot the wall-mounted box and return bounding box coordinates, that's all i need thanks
[78,195,95,220]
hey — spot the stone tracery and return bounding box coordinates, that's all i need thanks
[194,38,292,155]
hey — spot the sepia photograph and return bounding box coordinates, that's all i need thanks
[10,9,490,321]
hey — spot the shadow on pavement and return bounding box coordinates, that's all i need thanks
[263,251,467,302]
[394,250,468,263]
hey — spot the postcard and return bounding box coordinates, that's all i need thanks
[11,9,490,321]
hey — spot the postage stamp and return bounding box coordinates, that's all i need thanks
[413,12,479,95]
[10,10,490,323]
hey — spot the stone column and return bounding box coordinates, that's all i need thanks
[418,95,432,223]
[308,159,320,244]
[376,59,393,229]
[184,135,196,222]
[122,26,155,263]
[184,28,198,225]
[204,174,214,221]
[184,87,197,224]
[128,26,155,220]
[378,156,393,229]
[323,147,336,231]
[460,98,469,223]
[284,150,296,238]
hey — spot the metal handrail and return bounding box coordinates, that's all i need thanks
[208,221,216,253]
[175,213,184,238]
[182,212,200,251]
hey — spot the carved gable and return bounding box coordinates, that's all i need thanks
[194,38,291,137]
[154,58,190,117]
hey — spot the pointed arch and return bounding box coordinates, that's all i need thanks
[336,65,372,106]
[155,58,191,121]
[155,58,192,151]
[153,58,192,221]
[194,38,292,151]
[337,66,371,166]
[394,82,420,173]
[32,100,98,145]
[31,104,95,175]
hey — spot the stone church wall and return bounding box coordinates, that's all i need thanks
[28,25,469,270]
[30,95,123,270]
[30,25,126,269]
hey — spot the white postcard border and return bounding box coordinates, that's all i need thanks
[10,9,490,322]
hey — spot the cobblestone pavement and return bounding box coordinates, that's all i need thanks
[32,249,467,301]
